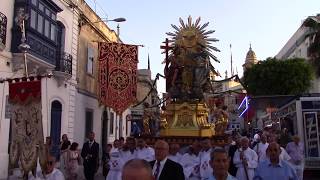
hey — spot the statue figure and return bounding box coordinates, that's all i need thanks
[213,105,229,135]
[163,16,220,101]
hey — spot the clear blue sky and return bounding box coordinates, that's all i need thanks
[86,0,319,94]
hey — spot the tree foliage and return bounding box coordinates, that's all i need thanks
[243,58,314,95]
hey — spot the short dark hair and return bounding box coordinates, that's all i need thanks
[107,144,112,148]
[210,148,228,161]
[122,159,153,178]
[119,137,125,141]
[70,142,79,150]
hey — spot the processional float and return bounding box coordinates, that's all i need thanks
[143,16,230,146]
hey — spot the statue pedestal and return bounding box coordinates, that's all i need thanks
[160,102,214,137]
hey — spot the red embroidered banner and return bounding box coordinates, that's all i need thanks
[98,42,138,114]
[9,80,41,103]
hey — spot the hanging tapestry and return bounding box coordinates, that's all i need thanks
[9,80,46,177]
[98,42,138,114]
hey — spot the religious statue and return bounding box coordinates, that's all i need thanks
[163,16,220,101]
[142,102,157,136]
[212,105,229,135]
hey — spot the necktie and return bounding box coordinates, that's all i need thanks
[154,161,161,179]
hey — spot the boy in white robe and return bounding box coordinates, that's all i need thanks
[136,137,154,162]
[168,143,183,164]
[253,134,269,163]
[180,141,201,180]
[233,137,258,180]
[106,148,123,180]
[199,137,213,180]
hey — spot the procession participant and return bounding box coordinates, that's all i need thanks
[208,148,237,180]
[111,139,120,152]
[106,144,123,180]
[150,140,184,180]
[279,147,291,162]
[253,134,269,163]
[168,143,182,164]
[228,138,240,176]
[180,140,202,180]
[29,154,65,180]
[120,137,138,165]
[81,132,99,180]
[233,137,258,180]
[102,144,112,178]
[122,159,154,180]
[199,137,214,180]
[136,137,155,161]
[253,142,298,180]
[286,136,304,180]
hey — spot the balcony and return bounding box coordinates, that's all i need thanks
[55,52,72,75]
[53,52,72,86]
[0,12,7,51]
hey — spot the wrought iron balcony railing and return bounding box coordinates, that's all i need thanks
[0,12,7,46]
[55,52,72,75]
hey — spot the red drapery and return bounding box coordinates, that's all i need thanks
[9,80,41,103]
[98,42,138,114]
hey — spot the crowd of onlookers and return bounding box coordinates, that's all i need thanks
[24,127,303,180]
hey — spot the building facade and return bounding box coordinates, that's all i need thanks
[74,0,131,149]
[276,14,320,93]
[0,0,80,178]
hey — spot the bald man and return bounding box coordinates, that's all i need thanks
[150,140,184,180]
[254,142,298,180]
[122,159,154,180]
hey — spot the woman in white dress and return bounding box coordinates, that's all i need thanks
[65,142,81,180]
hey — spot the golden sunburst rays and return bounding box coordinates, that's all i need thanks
[166,16,220,62]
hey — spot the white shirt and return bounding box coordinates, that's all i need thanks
[280,147,291,162]
[168,153,182,164]
[120,149,138,165]
[233,148,258,180]
[199,149,213,180]
[152,157,168,180]
[137,146,155,161]
[29,168,65,180]
[253,142,269,163]
[180,152,201,179]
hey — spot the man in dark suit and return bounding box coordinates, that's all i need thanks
[81,132,99,180]
[150,140,184,180]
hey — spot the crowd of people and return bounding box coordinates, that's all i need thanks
[28,128,304,180]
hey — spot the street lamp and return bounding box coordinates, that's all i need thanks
[95,17,126,36]
[15,8,30,78]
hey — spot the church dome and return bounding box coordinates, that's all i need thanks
[245,45,257,63]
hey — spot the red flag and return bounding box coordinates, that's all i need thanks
[9,80,41,103]
[98,42,138,114]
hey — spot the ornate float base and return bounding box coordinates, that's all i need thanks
[160,102,213,137]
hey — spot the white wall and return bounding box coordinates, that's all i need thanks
[41,77,72,140]
[0,0,14,178]
[74,92,103,147]
[74,92,132,148]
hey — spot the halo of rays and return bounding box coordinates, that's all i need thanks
[166,16,220,62]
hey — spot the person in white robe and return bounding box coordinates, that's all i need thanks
[168,143,183,164]
[120,137,138,164]
[180,141,202,180]
[106,148,123,180]
[253,134,269,163]
[233,137,258,180]
[136,137,154,162]
[29,155,65,180]
[199,138,213,180]
[280,147,291,161]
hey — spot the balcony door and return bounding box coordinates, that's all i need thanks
[56,21,65,70]
[50,100,62,160]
